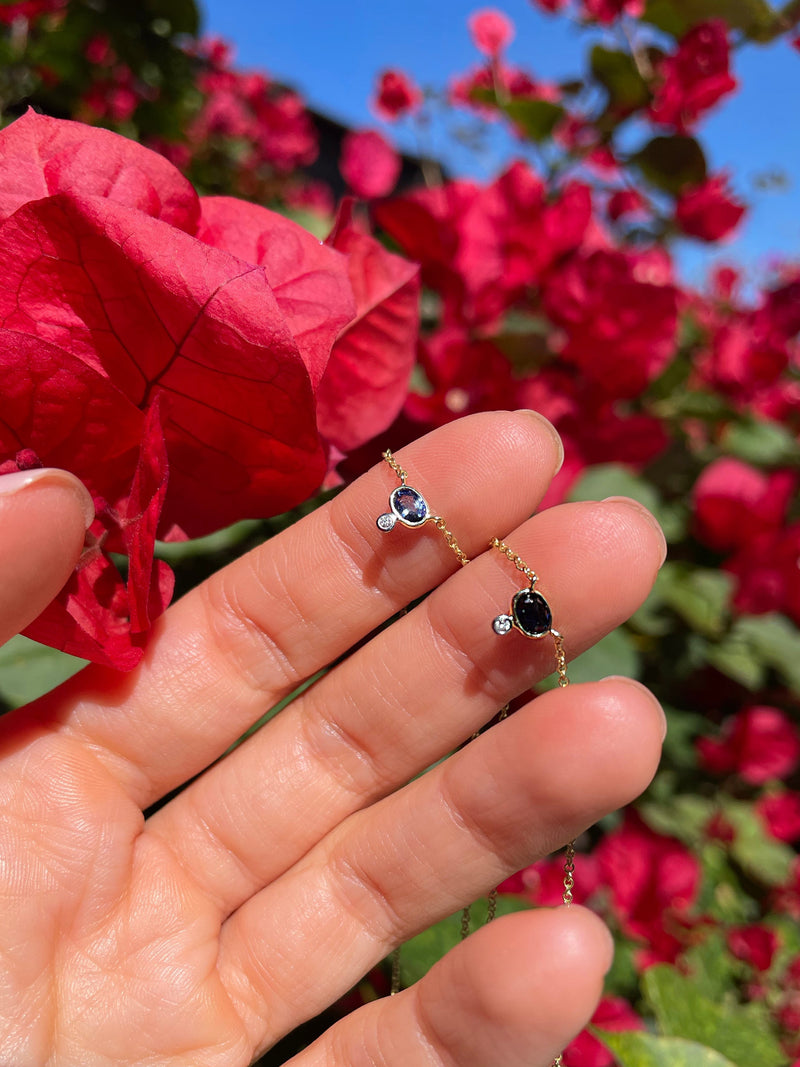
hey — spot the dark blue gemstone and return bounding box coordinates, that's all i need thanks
[512,588,552,637]
[390,486,429,526]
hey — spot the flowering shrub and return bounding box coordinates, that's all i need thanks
[2,1,800,1065]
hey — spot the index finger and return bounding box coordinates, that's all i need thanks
[26,411,564,807]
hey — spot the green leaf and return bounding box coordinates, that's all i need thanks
[642,965,786,1067]
[681,931,740,1002]
[596,1030,739,1067]
[501,98,564,142]
[639,794,713,846]
[397,896,530,986]
[539,627,641,690]
[721,797,795,887]
[143,0,201,35]
[657,564,734,638]
[721,417,800,466]
[735,613,800,696]
[634,135,707,195]
[567,463,686,543]
[154,519,263,563]
[590,45,650,109]
[0,635,85,710]
[643,0,777,39]
[569,463,660,512]
[274,205,333,239]
[705,627,766,691]
[659,706,710,769]
[698,843,753,922]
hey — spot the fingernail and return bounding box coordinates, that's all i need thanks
[602,496,667,566]
[0,468,95,529]
[603,675,668,741]
[516,410,564,475]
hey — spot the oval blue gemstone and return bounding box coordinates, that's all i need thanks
[390,486,429,526]
[512,588,552,638]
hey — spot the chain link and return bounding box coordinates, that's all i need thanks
[562,840,575,905]
[553,631,570,688]
[389,947,401,995]
[431,515,470,567]
[489,536,538,585]
[382,448,407,485]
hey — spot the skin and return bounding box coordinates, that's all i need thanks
[0,411,666,1066]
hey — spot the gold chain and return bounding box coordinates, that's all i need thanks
[553,631,569,688]
[562,841,575,905]
[431,515,470,567]
[382,449,407,485]
[489,536,538,584]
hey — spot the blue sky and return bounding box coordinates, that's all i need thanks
[199,0,799,287]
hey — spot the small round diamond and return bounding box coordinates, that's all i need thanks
[376,512,396,531]
[492,614,513,635]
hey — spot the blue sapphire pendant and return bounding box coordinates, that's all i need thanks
[493,585,553,638]
[377,484,431,531]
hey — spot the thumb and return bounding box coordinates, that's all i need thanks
[0,468,95,647]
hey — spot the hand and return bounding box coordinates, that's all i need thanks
[0,412,666,1067]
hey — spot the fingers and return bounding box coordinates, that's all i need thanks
[147,495,665,917]
[38,411,563,806]
[216,677,664,1047]
[286,907,612,1067]
[0,469,94,646]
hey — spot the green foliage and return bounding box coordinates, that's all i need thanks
[643,0,778,38]
[721,798,796,886]
[501,97,565,142]
[596,1031,740,1067]
[0,635,85,710]
[396,896,531,986]
[721,416,800,467]
[642,966,787,1066]
[591,45,651,110]
[634,135,708,194]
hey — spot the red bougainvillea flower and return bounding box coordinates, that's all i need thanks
[542,248,678,397]
[404,328,517,427]
[563,996,645,1067]
[375,161,590,329]
[702,318,790,400]
[727,522,800,621]
[0,0,64,24]
[187,44,318,178]
[373,69,423,120]
[727,924,780,972]
[697,706,800,785]
[692,458,794,552]
[580,0,644,25]
[498,852,600,906]
[468,9,515,56]
[595,811,700,966]
[676,174,746,242]
[649,20,738,131]
[757,791,800,843]
[339,129,401,200]
[608,188,647,221]
[530,0,569,12]
[0,111,419,667]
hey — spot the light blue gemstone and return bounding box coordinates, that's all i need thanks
[390,486,429,526]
